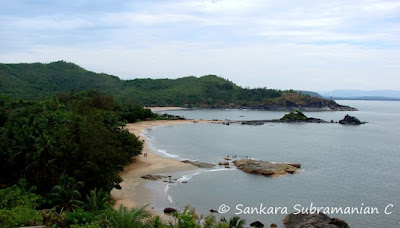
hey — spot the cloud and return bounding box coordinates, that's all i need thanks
[0,0,399,90]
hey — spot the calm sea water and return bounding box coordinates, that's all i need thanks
[143,101,400,227]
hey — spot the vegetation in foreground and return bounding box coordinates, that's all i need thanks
[0,91,202,227]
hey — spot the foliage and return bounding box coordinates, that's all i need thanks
[48,173,84,212]
[219,216,246,228]
[85,188,112,212]
[63,208,96,226]
[173,207,201,228]
[106,205,152,228]
[0,181,43,227]
[0,179,42,209]
[0,91,143,202]
[0,206,43,228]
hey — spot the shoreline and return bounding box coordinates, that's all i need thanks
[110,119,212,218]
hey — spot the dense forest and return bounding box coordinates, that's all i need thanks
[0,61,354,110]
[1,91,244,227]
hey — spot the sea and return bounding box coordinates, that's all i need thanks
[142,100,400,227]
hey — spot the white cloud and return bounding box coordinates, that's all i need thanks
[0,0,399,90]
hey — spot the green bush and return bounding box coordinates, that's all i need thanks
[64,208,96,226]
[0,206,42,228]
[0,180,42,209]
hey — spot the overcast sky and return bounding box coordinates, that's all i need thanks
[1,0,399,91]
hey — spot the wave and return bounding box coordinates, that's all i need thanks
[156,149,179,158]
[165,168,235,204]
[141,128,180,158]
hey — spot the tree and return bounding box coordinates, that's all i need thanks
[107,205,151,228]
[48,173,84,213]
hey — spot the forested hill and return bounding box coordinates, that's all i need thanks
[0,61,356,111]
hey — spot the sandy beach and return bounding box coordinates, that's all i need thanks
[110,119,211,217]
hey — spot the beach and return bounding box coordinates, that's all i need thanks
[110,119,209,217]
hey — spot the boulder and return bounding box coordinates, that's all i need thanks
[250,221,264,227]
[339,114,365,125]
[181,160,215,168]
[283,213,349,228]
[164,207,177,214]
[233,159,301,177]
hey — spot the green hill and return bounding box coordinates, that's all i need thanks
[0,61,356,110]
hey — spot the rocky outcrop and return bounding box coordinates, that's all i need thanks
[233,159,301,177]
[218,161,230,166]
[283,213,349,228]
[239,111,365,126]
[140,174,167,181]
[250,221,264,227]
[181,160,215,168]
[339,114,365,125]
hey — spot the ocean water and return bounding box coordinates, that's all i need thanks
[143,101,400,227]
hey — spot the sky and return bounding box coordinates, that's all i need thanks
[1,0,400,91]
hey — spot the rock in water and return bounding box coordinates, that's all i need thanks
[181,160,215,168]
[233,159,301,177]
[339,114,365,125]
[283,213,349,228]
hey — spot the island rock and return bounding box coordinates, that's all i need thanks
[233,159,301,177]
[339,114,365,125]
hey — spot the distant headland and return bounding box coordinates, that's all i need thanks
[0,61,356,111]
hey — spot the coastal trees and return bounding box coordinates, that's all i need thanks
[0,91,144,203]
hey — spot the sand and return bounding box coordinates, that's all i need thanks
[110,119,212,217]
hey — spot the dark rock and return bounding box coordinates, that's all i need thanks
[114,183,122,190]
[283,213,349,228]
[270,224,277,228]
[163,208,177,214]
[329,217,350,227]
[181,160,215,168]
[140,174,167,181]
[339,114,365,125]
[287,163,301,168]
[233,159,301,177]
[250,221,264,227]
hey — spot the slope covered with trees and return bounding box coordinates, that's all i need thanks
[0,61,355,110]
